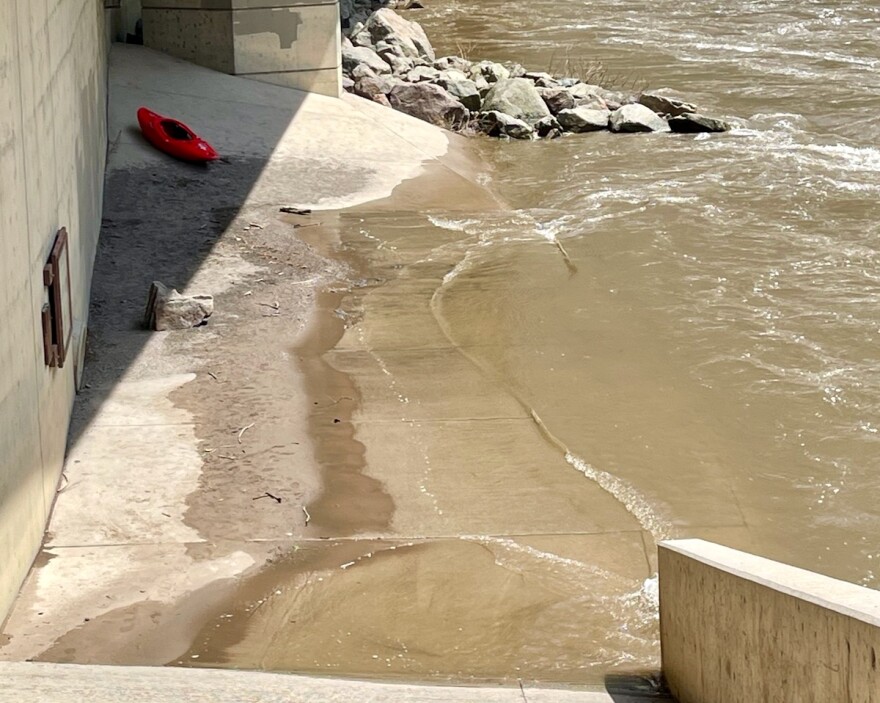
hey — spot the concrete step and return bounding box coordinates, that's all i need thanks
[0,662,675,702]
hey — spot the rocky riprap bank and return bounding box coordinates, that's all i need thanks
[339,4,732,140]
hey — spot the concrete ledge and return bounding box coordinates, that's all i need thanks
[659,539,880,703]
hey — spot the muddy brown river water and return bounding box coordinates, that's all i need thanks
[182,0,880,685]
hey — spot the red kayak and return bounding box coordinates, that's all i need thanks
[137,107,219,162]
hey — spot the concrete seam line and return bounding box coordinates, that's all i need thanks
[238,65,341,76]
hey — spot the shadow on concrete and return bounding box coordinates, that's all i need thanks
[604,673,676,702]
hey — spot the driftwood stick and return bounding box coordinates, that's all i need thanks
[237,422,255,444]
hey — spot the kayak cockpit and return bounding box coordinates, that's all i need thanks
[160,120,194,141]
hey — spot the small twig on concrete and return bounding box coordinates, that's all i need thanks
[237,422,255,444]
[302,505,311,526]
[56,473,70,494]
[207,372,219,381]
[252,492,282,504]
[258,301,280,310]
[218,454,236,460]
[279,207,312,216]
[292,223,321,229]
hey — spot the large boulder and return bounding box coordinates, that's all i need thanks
[388,83,467,129]
[537,87,575,115]
[638,91,698,117]
[668,113,732,133]
[609,104,670,133]
[557,107,610,133]
[570,83,608,110]
[478,111,534,140]
[354,74,399,101]
[481,78,551,125]
[342,45,391,75]
[470,61,510,84]
[364,8,435,61]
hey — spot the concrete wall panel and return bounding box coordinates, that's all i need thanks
[0,0,108,624]
[659,539,880,703]
[142,8,235,74]
[142,0,341,97]
[0,0,47,622]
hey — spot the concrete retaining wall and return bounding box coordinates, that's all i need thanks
[659,539,880,703]
[142,0,342,97]
[0,0,109,624]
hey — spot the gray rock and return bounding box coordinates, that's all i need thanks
[507,63,527,78]
[575,95,608,111]
[436,69,469,83]
[638,91,698,117]
[534,115,562,139]
[567,84,609,109]
[537,87,575,115]
[354,75,399,101]
[405,65,441,83]
[342,76,355,92]
[595,88,633,111]
[668,113,732,133]
[569,83,603,99]
[343,45,390,75]
[145,281,213,331]
[351,63,378,81]
[388,82,467,129]
[377,48,414,75]
[524,71,555,84]
[481,78,551,124]
[474,75,491,96]
[434,56,472,73]
[470,61,510,84]
[609,104,670,133]
[436,75,482,111]
[350,25,373,49]
[557,107,611,133]
[478,111,534,140]
[534,76,560,88]
[364,8,435,61]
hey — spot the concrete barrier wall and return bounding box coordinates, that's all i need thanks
[0,0,108,624]
[659,539,880,703]
[142,0,342,97]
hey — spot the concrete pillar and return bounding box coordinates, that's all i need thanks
[659,539,880,703]
[141,0,341,98]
